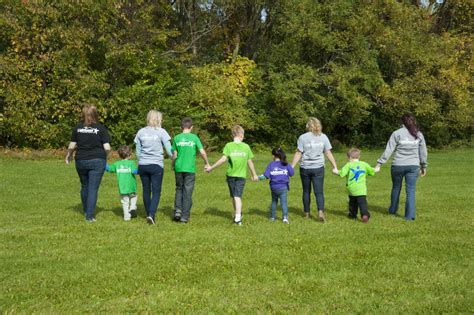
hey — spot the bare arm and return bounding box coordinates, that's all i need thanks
[247,159,258,181]
[324,149,338,173]
[199,149,210,168]
[171,150,177,171]
[206,155,228,172]
[65,142,77,164]
[103,143,111,159]
[291,151,302,168]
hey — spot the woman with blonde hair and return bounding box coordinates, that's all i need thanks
[291,117,338,222]
[134,110,173,225]
[65,105,111,222]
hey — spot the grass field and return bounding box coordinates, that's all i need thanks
[1,149,473,313]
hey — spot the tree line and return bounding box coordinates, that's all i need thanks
[0,0,472,149]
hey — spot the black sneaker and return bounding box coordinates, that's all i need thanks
[233,220,242,226]
[129,210,137,218]
[146,216,155,225]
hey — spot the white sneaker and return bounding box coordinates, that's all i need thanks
[283,218,289,224]
[146,216,155,225]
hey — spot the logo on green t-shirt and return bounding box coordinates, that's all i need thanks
[223,142,254,178]
[172,133,203,173]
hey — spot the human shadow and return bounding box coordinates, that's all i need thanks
[160,205,175,221]
[248,207,269,218]
[204,207,233,220]
[68,203,107,217]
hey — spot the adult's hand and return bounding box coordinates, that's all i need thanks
[374,163,381,173]
[420,168,427,177]
[332,168,339,176]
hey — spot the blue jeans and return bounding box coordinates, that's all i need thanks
[139,164,164,219]
[300,167,325,212]
[270,189,289,219]
[174,172,196,220]
[75,159,106,220]
[389,165,419,220]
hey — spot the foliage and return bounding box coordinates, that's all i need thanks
[0,0,472,149]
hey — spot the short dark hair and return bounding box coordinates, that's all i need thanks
[181,117,193,129]
[118,145,132,159]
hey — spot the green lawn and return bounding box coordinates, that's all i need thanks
[1,150,472,313]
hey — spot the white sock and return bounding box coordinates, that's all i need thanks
[235,214,241,222]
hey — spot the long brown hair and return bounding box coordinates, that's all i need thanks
[82,105,99,126]
[401,113,420,139]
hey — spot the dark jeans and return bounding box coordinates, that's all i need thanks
[139,164,164,219]
[390,165,419,220]
[348,195,369,218]
[270,189,289,219]
[174,172,196,220]
[75,159,106,220]
[300,167,325,213]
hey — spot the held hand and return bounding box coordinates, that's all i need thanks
[332,168,339,176]
[374,164,381,173]
[205,165,212,173]
[420,168,427,177]
[65,155,72,165]
[251,175,259,182]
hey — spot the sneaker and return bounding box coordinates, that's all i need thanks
[180,218,189,224]
[282,217,289,224]
[347,213,357,221]
[304,212,310,219]
[233,220,243,226]
[269,217,276,222]
[174,209,182,221]
[318,210,326,223]
[124,217,131,221]
[146,216,155,225]
[129,210,137,218]
[362,215,369,223]
[85,218,96,223]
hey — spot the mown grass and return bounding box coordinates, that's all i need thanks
[0,149,472,313]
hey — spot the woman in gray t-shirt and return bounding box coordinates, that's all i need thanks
[134,110,173,225]
[291,117,338,222]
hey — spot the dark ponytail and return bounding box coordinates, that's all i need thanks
[272,147,288,166]
[401,113,420,139]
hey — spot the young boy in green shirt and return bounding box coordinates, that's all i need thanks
[337,148,377,222]
[206,125,258,225]
[106,146,138,221]
[171,117,210,223]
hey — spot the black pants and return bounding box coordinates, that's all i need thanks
[348,195,370,218]
[174,172,196,220]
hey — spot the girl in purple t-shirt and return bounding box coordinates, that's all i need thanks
[260,148,294,223]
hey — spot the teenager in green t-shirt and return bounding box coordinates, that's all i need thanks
[106,146,138,221]
[336,148,378,222]
[171,117,210,223]
[206,125,258,225]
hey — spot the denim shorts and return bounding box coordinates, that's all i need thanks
[226,176,246,198]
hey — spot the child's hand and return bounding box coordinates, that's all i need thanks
[205,165,212,173]
[332,168,339,175]
[374,164,381,173]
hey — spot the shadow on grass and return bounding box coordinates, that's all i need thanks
[204,207,232,220]
[248,207,268,218]
[68,203,107,218]
[159,205,175,221]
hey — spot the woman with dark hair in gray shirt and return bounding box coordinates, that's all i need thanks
[375,113,428,220]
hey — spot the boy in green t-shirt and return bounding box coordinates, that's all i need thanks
[106,146,138,221]
[206,125,258,225]
[336,148,378,223]
[171,117,210,223]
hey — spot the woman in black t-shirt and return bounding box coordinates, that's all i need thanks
[65,105,111,222]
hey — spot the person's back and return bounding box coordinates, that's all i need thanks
[135,126,170,166]
[378,126,427,167]
[339,160,374,196]
[173,132,202,173]
[108,159,137,195]
[223,141,253,178]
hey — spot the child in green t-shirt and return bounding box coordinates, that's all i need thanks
[171,117,210,223]
[205,125,258,225]
[336,148,378,222]
[106,145,138,221]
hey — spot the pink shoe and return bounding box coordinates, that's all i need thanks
[362,215,369,223]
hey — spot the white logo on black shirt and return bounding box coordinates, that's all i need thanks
[78,127,99,134]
